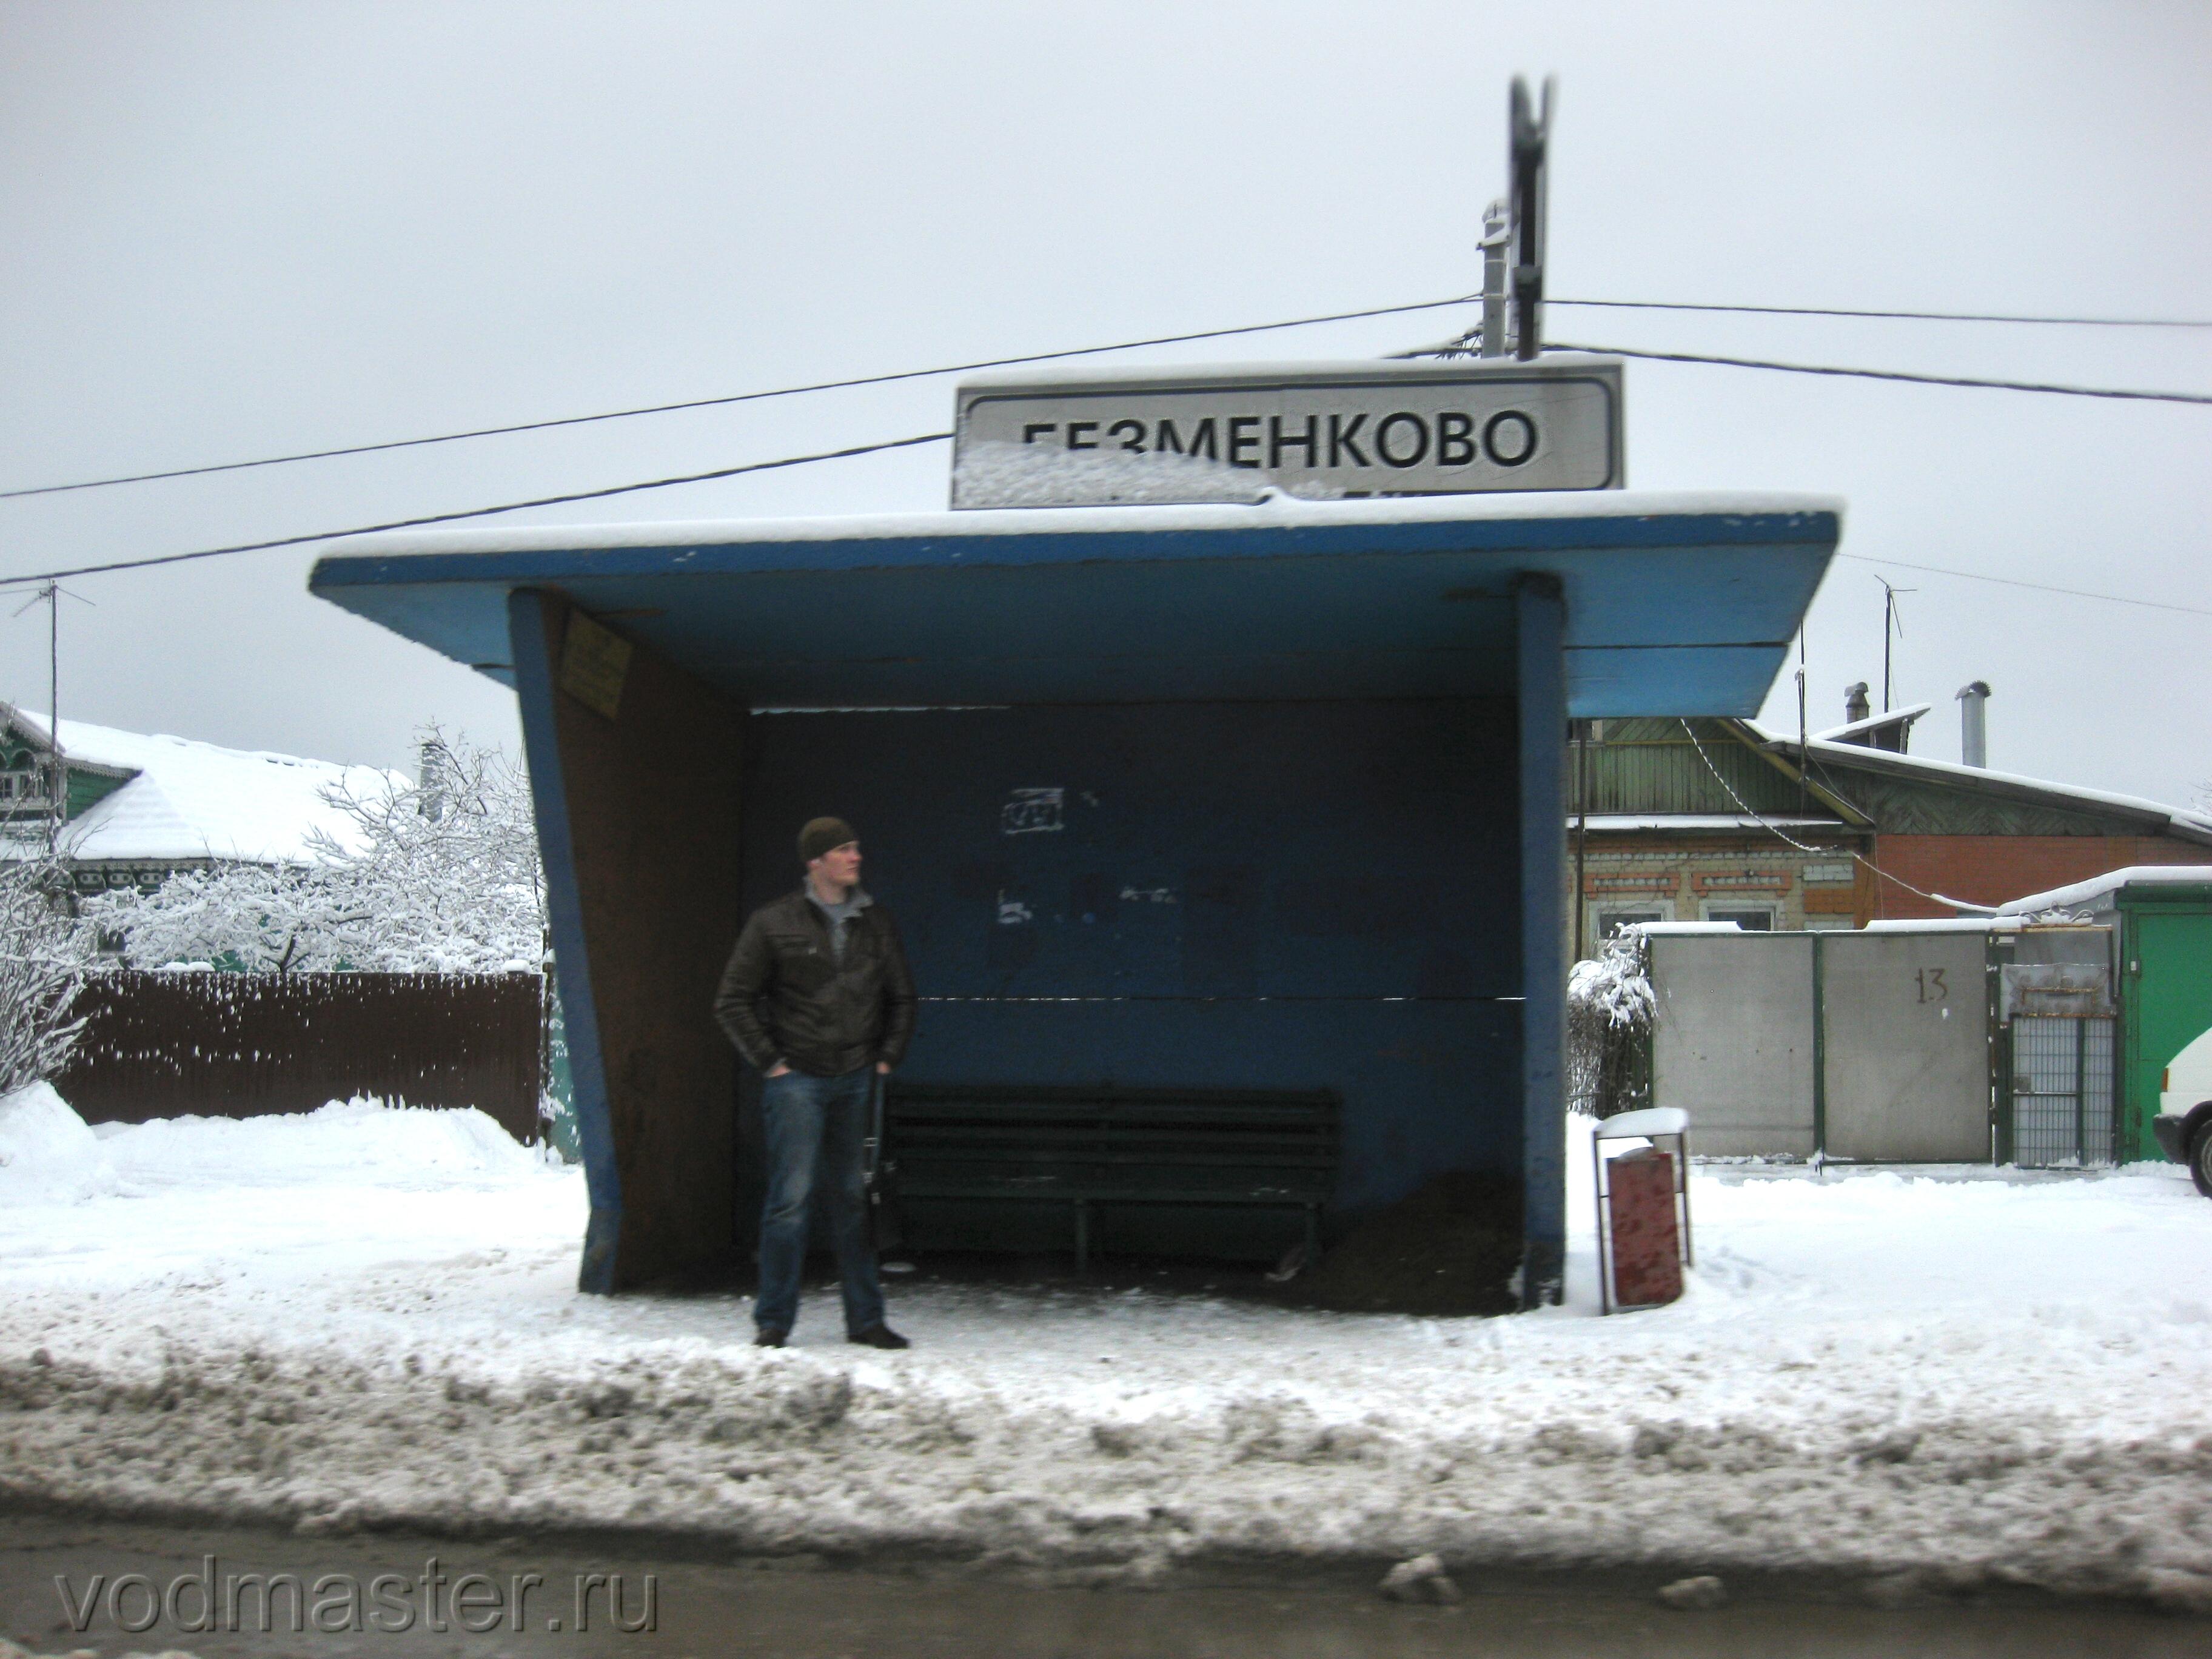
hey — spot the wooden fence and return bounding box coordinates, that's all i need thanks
[55,970,545,1143]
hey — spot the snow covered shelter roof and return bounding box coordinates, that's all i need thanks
[1,708,404,865]
[307,490,1843,716]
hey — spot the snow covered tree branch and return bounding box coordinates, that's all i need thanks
[81,728,547,974]
[1567,930,1655,1120]
[0,857,92,1093]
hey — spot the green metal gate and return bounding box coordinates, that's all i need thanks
[2121,906,2212,1162]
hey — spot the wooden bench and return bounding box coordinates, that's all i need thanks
[883,1082,1340,1270]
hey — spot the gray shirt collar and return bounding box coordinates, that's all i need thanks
[805,885,873,918]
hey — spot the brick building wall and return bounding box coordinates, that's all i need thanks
[1571,834,1871,951]
[1568,832,2211,959]
[1856,835,2211,921]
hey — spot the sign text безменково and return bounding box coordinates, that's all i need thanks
[951,358,1623,508]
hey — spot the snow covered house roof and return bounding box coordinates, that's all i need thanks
[0,706,404,865]
[1811,700,1932,746]
[1574,813,1849,833]
[1746,723,2212,846]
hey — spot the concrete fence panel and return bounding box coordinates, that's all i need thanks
[1819,931,1991,1162]
[1649,931,1817,1156]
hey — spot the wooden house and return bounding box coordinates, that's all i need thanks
[1569,700,2212,951]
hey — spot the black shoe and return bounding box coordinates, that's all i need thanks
[848,1324,910,1350]
[754,1327,787,1349]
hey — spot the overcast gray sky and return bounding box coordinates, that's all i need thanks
[2,1,2207,803]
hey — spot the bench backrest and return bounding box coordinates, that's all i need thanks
[886,1082,1340,1190]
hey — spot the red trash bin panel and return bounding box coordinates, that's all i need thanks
[1607,1147,1682,1307]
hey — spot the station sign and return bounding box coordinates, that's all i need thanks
[951,355,1623,509]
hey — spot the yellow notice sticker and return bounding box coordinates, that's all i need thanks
[558,611,632,720]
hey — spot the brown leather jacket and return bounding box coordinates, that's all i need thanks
[712,890,916,1077]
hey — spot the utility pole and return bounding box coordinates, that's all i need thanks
[1398,79,1551,362]
[1796,627,1809,816]
[47,581,58,854]
[1572,720,1590,961]
[1508,75,1555,361]
[9,581,62,851]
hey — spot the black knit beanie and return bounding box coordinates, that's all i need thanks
[798,817,858,866]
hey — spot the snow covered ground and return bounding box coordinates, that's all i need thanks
[4,1086,2212,1606]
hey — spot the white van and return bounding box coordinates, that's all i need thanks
[2153,1025,2212,1196]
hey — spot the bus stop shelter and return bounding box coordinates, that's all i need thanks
[310,489,1840,1306]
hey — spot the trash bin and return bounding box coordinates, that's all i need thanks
[1593,1107,1692,1313]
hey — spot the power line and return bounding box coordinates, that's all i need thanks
[1677,719,1979,913]
[0,431,950,589]
[11,290,2209,505]
[1545,341,2212,406]
[13,295,2204,507]
[1552,298,2212,329]
[0,293,1480,502]
[7,431,2209,622]
[1834,552,2212,620]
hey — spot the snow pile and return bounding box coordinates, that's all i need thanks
[92,1097,541,1190]
[4,1106,2212,1603]
[0,1083,118,1204]
[0,1086,530,1206]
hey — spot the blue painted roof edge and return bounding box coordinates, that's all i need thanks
[309,492,1842,593]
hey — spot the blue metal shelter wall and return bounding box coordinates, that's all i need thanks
[739,700,1522,1219]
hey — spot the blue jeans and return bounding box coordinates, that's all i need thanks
[754,1067,886,1338]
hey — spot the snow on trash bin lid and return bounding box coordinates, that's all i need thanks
[1596,1107,1688,1139]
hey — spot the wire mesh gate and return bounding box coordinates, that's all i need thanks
[2008,1015,2116,1167]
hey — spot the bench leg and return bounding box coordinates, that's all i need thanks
[1074,1201,1090,1274]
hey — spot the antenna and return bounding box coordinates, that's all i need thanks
[10,580,93,853]
[1876,577,1915,712]
[1796,625,1809,815]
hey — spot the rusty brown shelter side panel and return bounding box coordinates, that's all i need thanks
[531,593,746,1289]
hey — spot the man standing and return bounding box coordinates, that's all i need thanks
[714,817,916,1350]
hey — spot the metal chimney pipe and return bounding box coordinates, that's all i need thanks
[1843,681,1871,726]
[1479,199,1512,357]
[1956,680,1991,768]
[418,737,449,821]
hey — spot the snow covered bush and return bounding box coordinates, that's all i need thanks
[0,857,91,1093]
[82,729,546,974]
[1567,929,1654,1119]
